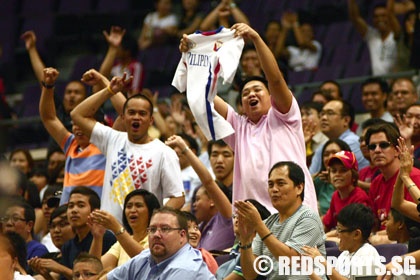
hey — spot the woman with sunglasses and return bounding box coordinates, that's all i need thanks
[89,189,160,271]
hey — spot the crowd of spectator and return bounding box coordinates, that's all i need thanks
[0,0,420,279]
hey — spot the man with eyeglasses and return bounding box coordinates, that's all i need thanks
[1,198,48,261]
[365,123,418,240]
[389,78,418,116]
[309,100,369,175]
[103,207,216,280]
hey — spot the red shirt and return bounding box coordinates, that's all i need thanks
[369,168,419,229]
[323,186,372,231]
[359,165,380,184]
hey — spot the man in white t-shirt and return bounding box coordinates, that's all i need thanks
[71,72,184,222]
[348,0,399,76]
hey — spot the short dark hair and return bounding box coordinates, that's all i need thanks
[122,189,161,235]
[181,211,198,224]
[300,101,324,113]
[207,140,230,156]
[340,100,355,129]
[245,199,271,220]
[122,93,154,116]
[268,161,305,201]
[178,132,199,155]
[390,77,416,93]
[49,204,68,225]
[73,252,103,273]
[337,203,374,241]
[5,231,27,272]
[320,139,351,171]
[320,80,342,98]
[239,76,269,95]
[69,187,101,211]
[365,122,400,146]
[151,207,188,233]
[9,198,35,223]
[361,77,389,93]
[361,118,389,130]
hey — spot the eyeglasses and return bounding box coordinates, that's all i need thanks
[72,272,98,280]
[147,226,182,235]
[319,110,339,117]
[336,227,355,234]
[367,141,392,151]
[0,215,26,223]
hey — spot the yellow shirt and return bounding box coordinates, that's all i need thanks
[106,235,149,267]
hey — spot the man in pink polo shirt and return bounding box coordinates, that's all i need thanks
[180,23,317,213]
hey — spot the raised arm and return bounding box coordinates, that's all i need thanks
[392,137,420,222]
[21,31,45,83]
[387,0,402,39]
[71,72,132,139]
[39,68,69,146]
[166,135,232,218]
[232,23,291,113]
[229,1,250,26]
[290,13,318,52]
[90,210,146,263]
[347,0,368,37]
[96,26,126,93]
[200,1,227,31]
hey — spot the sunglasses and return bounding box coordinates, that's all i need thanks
[367,141,392,151]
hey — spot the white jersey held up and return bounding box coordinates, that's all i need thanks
[172,27,244,140]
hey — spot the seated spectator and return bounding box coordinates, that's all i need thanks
[323,151,372,233]
[138,0,178,50]
[182,211,218,274]
[28,205,75,279]
[309,100,369,175]
[311,89,334,105]
[29,168,49,201]
[166,135,235,251]
[176,0,204,38]
[394,103,420,160]
[72,253,103,280]
[207,140,234,202]
[385,207,420,251]
[1,199,48,262]
[234,161,325,279]
[347,0,399,76]
[34,185,62,246]
[0,232,17,279]
[3,231,36,279]
[199,0,249,31]
[277,12,322,72]
[9,149,34,178]
[89,189,160,271]
[356,77,393,135]
[215,199,270,280]
[60,187,116,280]
[300,101,328,166]
[312,139,352,216]
[319,80,343,101]
[357,118,388,192]
[303,203,382,279]
[389,77,418,116]
[365,125,417,232]
[103,207,216,279]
